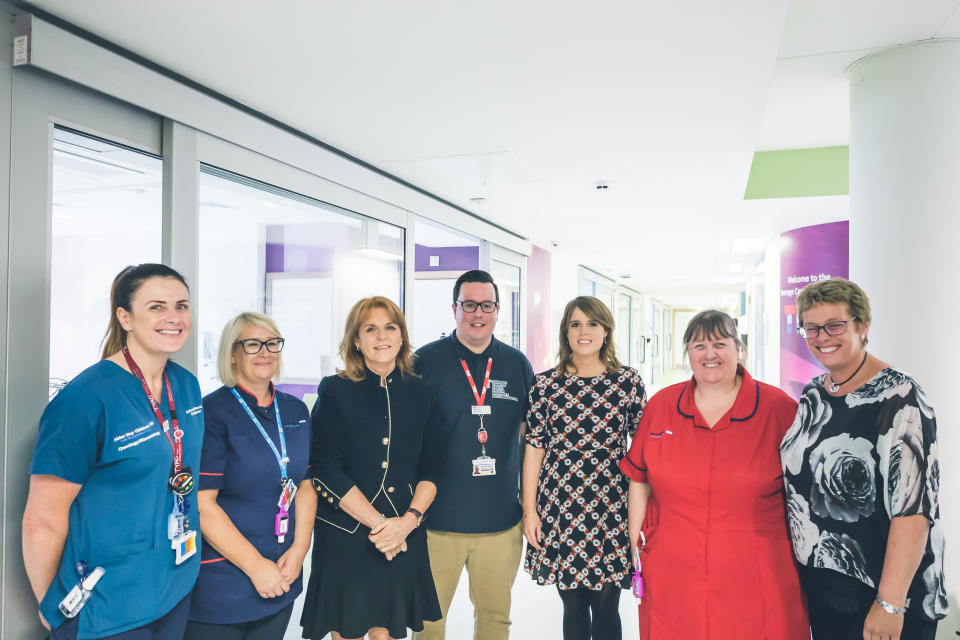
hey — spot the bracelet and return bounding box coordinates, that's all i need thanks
[372,513,386,528]
[406,508,424,527]
[874,595,908,615]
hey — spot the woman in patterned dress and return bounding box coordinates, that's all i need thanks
[522,296,646,640]
[782,278,947,640]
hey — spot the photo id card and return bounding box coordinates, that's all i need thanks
[472,456,496,477]
[171,529,197,565]
[471,405,491,415]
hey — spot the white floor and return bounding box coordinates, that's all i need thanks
[282,370,692,640]
[284,550,642,639]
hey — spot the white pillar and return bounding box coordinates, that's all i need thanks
[850,40,960,634]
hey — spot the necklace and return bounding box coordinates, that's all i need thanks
[828,351,868,393]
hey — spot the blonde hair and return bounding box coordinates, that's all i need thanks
[338,297,416,382]
[217,312,284,387]
[556,296,621,376]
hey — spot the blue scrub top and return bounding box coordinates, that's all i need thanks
[188,384,311,624]
[31,359,203,639]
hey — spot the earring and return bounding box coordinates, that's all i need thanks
[861,335,866,342]
[355,345,360,351]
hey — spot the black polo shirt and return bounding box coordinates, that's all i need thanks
[414,332,534,534]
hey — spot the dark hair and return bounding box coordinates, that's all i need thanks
[101,263,189,359]
[681,310,743,356]
[452,269,499,304]
[556,296,621,376]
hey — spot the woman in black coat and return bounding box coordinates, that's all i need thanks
[301,296,444,640]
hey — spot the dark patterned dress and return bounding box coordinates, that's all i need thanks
[780,368,948,621]
[523,366,646,590]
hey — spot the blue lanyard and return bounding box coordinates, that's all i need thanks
[231,387,288,480]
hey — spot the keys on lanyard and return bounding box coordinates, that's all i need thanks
[462,358,497,477]
[122,348,197,564]
[231,388,293,542]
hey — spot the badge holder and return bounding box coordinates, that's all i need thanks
[631,532,646,603]
[59,562,105,618]
[471,420,497,477]
[275,478,295,543]
[168,478,197,565]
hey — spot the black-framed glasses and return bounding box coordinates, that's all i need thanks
[234,337,285,354]
[797,317,858,339]
[457,300,499,313]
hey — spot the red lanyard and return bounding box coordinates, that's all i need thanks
[460,357,493,406]
[123,347,182,474]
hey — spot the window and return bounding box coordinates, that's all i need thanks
[198,166,404,397]
[49,127,162,390]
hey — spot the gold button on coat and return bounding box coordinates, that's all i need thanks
[382,437,390,445]
[381,461,388,469]
[328,497,334,503]
[387,486,395,493]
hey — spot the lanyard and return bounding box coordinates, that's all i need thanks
[123,347,182,474]
[231,387,288,480]
[460,357,493,406]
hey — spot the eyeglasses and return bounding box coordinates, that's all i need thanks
[797,317,858,339]
[234,337,285,354]
[457,300,499,313]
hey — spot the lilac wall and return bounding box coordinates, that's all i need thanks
[779,221,849,398]
[414,244,479,272]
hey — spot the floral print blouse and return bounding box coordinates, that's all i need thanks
[780,368,948,620]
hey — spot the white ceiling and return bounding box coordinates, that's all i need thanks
[25,0,960,308]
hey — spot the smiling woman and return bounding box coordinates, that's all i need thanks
[302,296,444,640]
[22,264,204,640]
[783,278,947,640]
[619,309,809,640]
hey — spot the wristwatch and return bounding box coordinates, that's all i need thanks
[406,508,424,527]
[874,595,909,615]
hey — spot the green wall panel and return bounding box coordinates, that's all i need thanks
[744,146,849,199]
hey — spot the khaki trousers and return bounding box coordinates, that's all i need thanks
[414,522,524,640]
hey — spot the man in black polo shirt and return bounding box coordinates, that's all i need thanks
[413,270,534,640]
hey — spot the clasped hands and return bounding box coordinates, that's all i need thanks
[369,515,416,561]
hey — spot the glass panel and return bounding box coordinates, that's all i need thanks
[198,166,404,397]
[491,260,521,349]
[616,295,631,365]
[412,216,480,348]
[49,127,162,392]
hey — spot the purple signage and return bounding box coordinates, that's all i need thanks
[414,244,479,272]
[779,221,849,398]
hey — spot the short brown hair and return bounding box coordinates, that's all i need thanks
[556,296,621,376]
[682,310,743,357]
[338,296,416,382]
[796,278,871,343]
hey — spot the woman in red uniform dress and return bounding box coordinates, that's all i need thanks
[619,310,808,639]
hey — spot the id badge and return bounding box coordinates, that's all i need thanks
[171,529,197,565]
[471,405,491,415]
[167,511,185,541]
[472,456,496,476]
[278,480,297,511]
[275,512,289,543]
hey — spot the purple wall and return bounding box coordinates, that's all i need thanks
[779,221,849,398]
[414,244,479,272]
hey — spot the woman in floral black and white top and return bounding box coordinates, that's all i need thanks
[781,278,947,640]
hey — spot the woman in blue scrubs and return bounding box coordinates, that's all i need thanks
[185,312,314,640]
[22,263,203,640]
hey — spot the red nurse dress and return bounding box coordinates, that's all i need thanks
[619,367,809,640]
